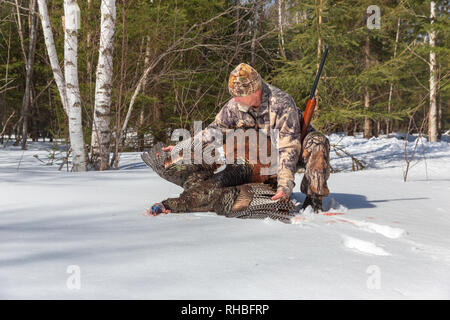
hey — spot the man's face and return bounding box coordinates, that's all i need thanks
[233,89,262,108]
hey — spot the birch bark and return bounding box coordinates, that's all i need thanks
[64,0,87,171]
[428,1,438,142]
[37,0,68,114]
[91,0,116,170]
[278,0,286,59]
[137,35,152,151]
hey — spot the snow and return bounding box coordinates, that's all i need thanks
[1,133,450,299]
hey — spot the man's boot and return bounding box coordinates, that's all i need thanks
[301,196,323,213]
[300,132,330,214]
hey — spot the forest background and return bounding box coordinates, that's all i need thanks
[0,0,448,171]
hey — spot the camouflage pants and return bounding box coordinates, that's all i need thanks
[299,131,331,198]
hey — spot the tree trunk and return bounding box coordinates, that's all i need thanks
[363,87,372,139]
[234,0,240,42]
[232,0,241,62]
[278,0,286,60]
[428,1,438,142]
[438,66,442,140]
[37,0,68,113]
[346,120,355,136]
[386,18,400,137]
[91,0,116,170]
[14,0,28,66]
[31,83,39,141]
[363,36,372,139]
[250,0,262,66]
[86,0,93,83]
[86,0,94,114]
[21,0,39,149]
[138,34,152,151]
[112,0,125,169]
[64,0,87,171]
[1,23,12,138]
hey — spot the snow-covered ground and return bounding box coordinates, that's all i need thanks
[1,133,449,299]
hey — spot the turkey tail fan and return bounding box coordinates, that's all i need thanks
[141,141,165,170]
[141,142,218,188]
[221,183,297,224]
[141,142,179,183]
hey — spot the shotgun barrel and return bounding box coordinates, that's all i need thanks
[309,46,329,99]
[301,46,329,142]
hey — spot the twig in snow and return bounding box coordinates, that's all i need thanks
[331,144,365,171]
[58,148,71,171]
[0,110,15,137]
[403,115,427,182]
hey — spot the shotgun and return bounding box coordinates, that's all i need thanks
[300,45,329,143]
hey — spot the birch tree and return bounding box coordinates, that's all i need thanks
[37,0,87,171]
[428,1,438,142]
[37,0,68,113]
[64,0,87,171]
[278,0,286,60]
[137,35,152,151]
[91,0,116,170]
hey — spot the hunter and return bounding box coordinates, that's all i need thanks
[164,63,331,212]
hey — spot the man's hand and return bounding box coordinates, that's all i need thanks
[162,145,174,152]
[271,190,289,201]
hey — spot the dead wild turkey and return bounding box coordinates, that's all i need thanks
[141,141,298,223]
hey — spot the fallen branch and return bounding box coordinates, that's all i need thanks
[331,144,365,171]
[0,110,16,137]
[403,115,427,182]
[2,115,22,148]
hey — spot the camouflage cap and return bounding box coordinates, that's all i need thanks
[228,63,262,97]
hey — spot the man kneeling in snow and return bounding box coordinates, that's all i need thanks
[143,63,331,218]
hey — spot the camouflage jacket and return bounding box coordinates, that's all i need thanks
[173,81,313,196]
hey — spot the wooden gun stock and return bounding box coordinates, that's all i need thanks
[300,97,316,142]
